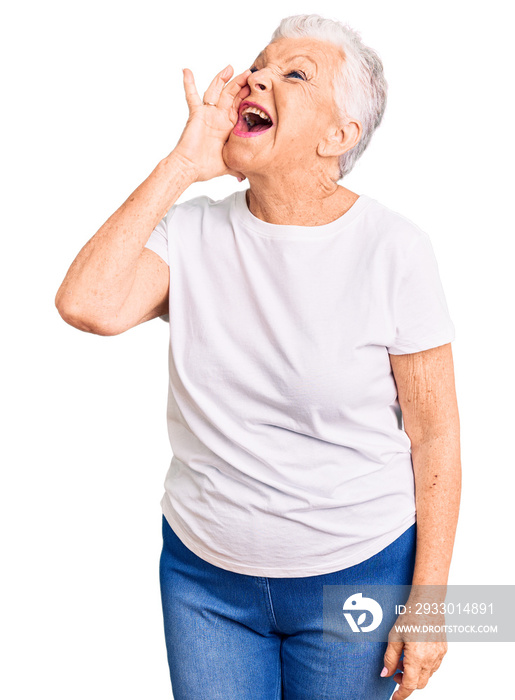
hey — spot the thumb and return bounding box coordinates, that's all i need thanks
[381,641,403,677]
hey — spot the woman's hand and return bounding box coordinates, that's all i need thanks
[383,641,447,699]
[173,64,251,183]
[381,610,448,699]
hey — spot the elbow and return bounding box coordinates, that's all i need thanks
[55,298,122,336]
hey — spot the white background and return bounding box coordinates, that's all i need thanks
[1,0,513,698]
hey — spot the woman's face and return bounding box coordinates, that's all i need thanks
[223,36,347,179]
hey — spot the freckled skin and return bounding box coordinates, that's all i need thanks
[389,344,461,582]
[223,37,363,226]
[385,344,460,697]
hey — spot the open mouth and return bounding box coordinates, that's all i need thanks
[233,102,274,138]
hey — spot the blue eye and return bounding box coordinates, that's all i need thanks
[287,70,306,80]
[249,66,306,80]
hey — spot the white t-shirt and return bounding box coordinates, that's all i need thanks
[144,189,455,577]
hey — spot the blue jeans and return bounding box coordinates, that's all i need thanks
[159,515,416,699]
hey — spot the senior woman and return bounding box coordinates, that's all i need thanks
[55,13,461,700]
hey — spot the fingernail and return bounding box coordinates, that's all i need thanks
[380,667,389,677]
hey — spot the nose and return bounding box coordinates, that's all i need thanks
[247,68,271,92]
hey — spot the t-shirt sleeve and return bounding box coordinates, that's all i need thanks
[144,215,169,266]
[144,209,173,323]
[387,231,455,354]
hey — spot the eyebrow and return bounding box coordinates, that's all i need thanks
[253,52,317,67]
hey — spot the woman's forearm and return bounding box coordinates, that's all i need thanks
[410,432,461,586]
[55,150,197,332]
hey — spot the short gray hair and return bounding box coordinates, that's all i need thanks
[269,13,388,179]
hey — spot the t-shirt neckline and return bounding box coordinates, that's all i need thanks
[233,188,372,239]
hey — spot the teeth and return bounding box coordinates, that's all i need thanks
[241,106,272,123]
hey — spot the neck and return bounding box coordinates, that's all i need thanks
[244,171,357,226]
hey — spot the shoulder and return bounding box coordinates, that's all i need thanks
[363,196,428,248]
[357,197,435,272]
[172,190,238,216]
[162,191,239,243]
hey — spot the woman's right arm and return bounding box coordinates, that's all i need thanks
[55,64,250,335]
[55,153,196,335]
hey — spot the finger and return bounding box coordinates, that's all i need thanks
[229,87,251,125]
[202,64,234,105]
[182,68,202,110]
[394,664,420,700]
[218,70,250,112]
[217,68,252,110]
[395,658,404,674]
[392,675,418,700]
[382,642,403,677]
[416,668,432,689]
[392,659,404,686]
[432,656,444,673]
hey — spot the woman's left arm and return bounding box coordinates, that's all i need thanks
[382,342,461,699]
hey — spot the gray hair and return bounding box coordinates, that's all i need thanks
[269,14,388,179]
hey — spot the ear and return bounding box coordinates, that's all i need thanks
[317,119,362,159]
